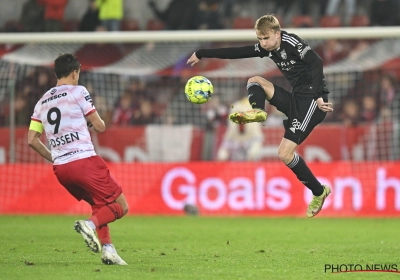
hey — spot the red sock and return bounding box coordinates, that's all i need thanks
[97,225,112,245]
[91,205,112,245]
[89,203,124,228]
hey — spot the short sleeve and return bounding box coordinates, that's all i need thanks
[31,102,41,122]
[295,41,312,60]
[75,86,96,116]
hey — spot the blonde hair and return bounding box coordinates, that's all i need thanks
[254,15,281,34]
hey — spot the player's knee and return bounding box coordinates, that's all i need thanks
[278,148,292,164]
[247,76,273,95]
[122,203,129,216]
[247,76,263,85]
[114,201,128,218]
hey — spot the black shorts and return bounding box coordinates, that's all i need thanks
[268,85,327,145]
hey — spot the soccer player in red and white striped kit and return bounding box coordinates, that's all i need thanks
[28,53,128,265]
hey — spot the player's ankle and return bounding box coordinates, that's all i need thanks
[85,219,96,230]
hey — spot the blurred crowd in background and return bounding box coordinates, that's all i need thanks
[1,65,398,131]
[1,0,399,33]
[0,0,399,134]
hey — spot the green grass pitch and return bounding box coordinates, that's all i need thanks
[1,216,399,280]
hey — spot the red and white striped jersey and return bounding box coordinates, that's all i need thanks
[31,84,97,165]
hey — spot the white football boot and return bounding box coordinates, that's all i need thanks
[101,244,128,265]
[74,220,101,253]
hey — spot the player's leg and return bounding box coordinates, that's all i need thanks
[75,195,127,255]
[87,193,128,229]
[278,138,330,218]
[90,205,112,245]
[280,93,332,217]
[75,156,128,228]
[86,203,128,265]
[247,76,275,101]
[229,76,274,124]
[53,163,102,253]
[279,138,324,195]
[61,156,128,254]
[86,194,128,265]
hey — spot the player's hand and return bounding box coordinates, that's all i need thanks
[187,52,200,66]
[316,97,333,113]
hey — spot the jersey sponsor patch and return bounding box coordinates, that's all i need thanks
[300,46,311,59]
[280,49,287,60]
[81,90,94,106]
[41,92,67,105]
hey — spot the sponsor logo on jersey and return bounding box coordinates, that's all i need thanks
[280,49,287,60]
[254,44,260,52]
[81,90,93,106]
[50,89,57,95]
[41,92,67,105]
[276,61,294,71]
[300,46,311,59]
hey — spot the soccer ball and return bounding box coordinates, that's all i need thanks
[184,76,214,104]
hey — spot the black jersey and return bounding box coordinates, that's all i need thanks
[195,30,329,100]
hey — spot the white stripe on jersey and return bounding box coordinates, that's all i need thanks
[282,38,296,47]
[300,100,317,131]
[31,84,97,165]
[282,34,298,43]
[282,34,298,47]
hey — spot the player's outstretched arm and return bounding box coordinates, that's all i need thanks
[28,130,53,162]
[86,111,105,133]
[187,52,200,66]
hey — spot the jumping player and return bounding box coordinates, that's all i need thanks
[28,53,129,264]
[187,14,333,217]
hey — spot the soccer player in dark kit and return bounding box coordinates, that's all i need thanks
[187,14,334,217]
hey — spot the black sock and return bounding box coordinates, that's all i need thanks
[247,82,266,110]
[286,153,324,196]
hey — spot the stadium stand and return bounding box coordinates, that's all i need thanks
[350,15,370,27]
[62,20,80,32]
[320,15,342,27]
[232,17,254,29]
[291,15,314,28]
[146,19,165,31]
[121,19,140,31]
